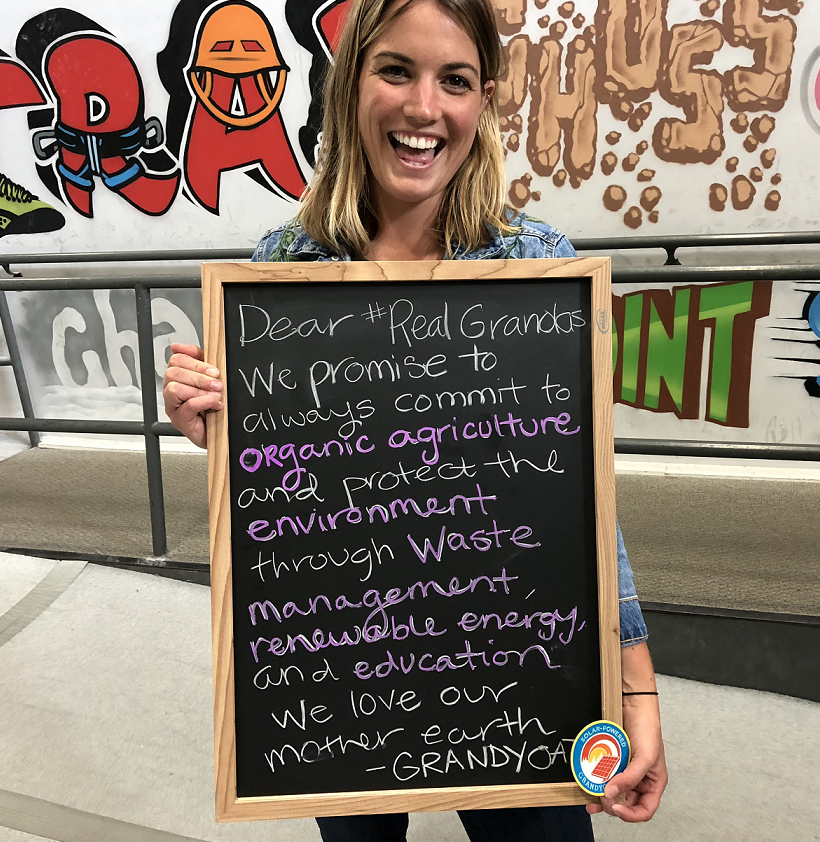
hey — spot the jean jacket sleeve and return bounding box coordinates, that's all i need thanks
[616,520,648,647]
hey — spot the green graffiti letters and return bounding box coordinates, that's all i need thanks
[612,281,772,427]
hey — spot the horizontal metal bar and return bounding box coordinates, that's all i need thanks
[575,231,820,251]
[3,416,815,459]
[0,415,192,437]
[152,422,185,436]
[0,417,185,436]
[611,264,820,283]
[616,438,820,461]
[3,231,820,265]
[0,275,201,291]
[1,264,819,292]
[0,358,10,366]
[0,418,147,434]
[0,248,253,265]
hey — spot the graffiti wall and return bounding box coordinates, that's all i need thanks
[0,0,818,448]
[0,0,341,249]
[498,0,817,232]
[611,278,820,444]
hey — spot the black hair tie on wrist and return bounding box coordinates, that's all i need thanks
[622,691,658,696]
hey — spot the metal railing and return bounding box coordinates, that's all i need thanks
[0,289,39,449]
[1,230,819,557]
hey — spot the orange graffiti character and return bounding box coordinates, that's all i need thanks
[184,1,306,213]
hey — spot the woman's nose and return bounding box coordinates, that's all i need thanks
[403,77,441,125]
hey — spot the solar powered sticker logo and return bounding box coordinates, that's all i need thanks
[571,721,630,796]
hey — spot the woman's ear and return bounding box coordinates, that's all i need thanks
[481,80,495,113]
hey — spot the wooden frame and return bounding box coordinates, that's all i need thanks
[203,257,619,822]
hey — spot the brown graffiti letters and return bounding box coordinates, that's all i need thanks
[653,22,724,164]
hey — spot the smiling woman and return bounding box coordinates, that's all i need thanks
[162,0,668,837]
[353,0,495,258]
[297,0,511,262]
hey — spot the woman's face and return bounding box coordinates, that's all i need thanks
[357,0,494,220]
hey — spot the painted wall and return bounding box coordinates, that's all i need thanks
[0,0,818,447]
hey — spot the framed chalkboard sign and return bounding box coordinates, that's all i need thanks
[203,258,620,822]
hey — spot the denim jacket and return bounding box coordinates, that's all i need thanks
[253,216,648,647]
[253,213,578,263]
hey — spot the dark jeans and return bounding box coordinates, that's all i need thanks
[316,807,594,842]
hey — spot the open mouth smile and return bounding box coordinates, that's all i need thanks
[388,131,445,165]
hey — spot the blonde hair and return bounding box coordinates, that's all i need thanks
[297,0,515,257]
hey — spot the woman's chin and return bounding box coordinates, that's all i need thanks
[371,175,446,213]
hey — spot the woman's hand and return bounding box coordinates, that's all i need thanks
[162,343,223,448]
[587,642,668,822]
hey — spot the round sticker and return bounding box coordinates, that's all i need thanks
[571,720,630,796]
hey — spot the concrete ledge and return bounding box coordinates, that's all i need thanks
[645,602,820,702]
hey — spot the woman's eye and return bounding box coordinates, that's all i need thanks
[444,75,472,91]
[379,65,407,80]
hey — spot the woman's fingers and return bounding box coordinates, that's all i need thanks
[164,363,223,393]
[164,380,223,408]
[166,344,221,383]
[596,753,667,822]
[166,352,216,375]
[165,347,221,379]
[179,394,222,418]
[609,785,664,822]
[162,344,223,448]
[169,342,205,361]
[172,393,222,421]
[166,393,219,449]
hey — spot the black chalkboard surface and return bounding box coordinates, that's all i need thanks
[203,258,619,821]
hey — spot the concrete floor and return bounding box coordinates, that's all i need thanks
[1,551,817,842]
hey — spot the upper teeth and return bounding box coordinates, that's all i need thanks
[393,133,438,150]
